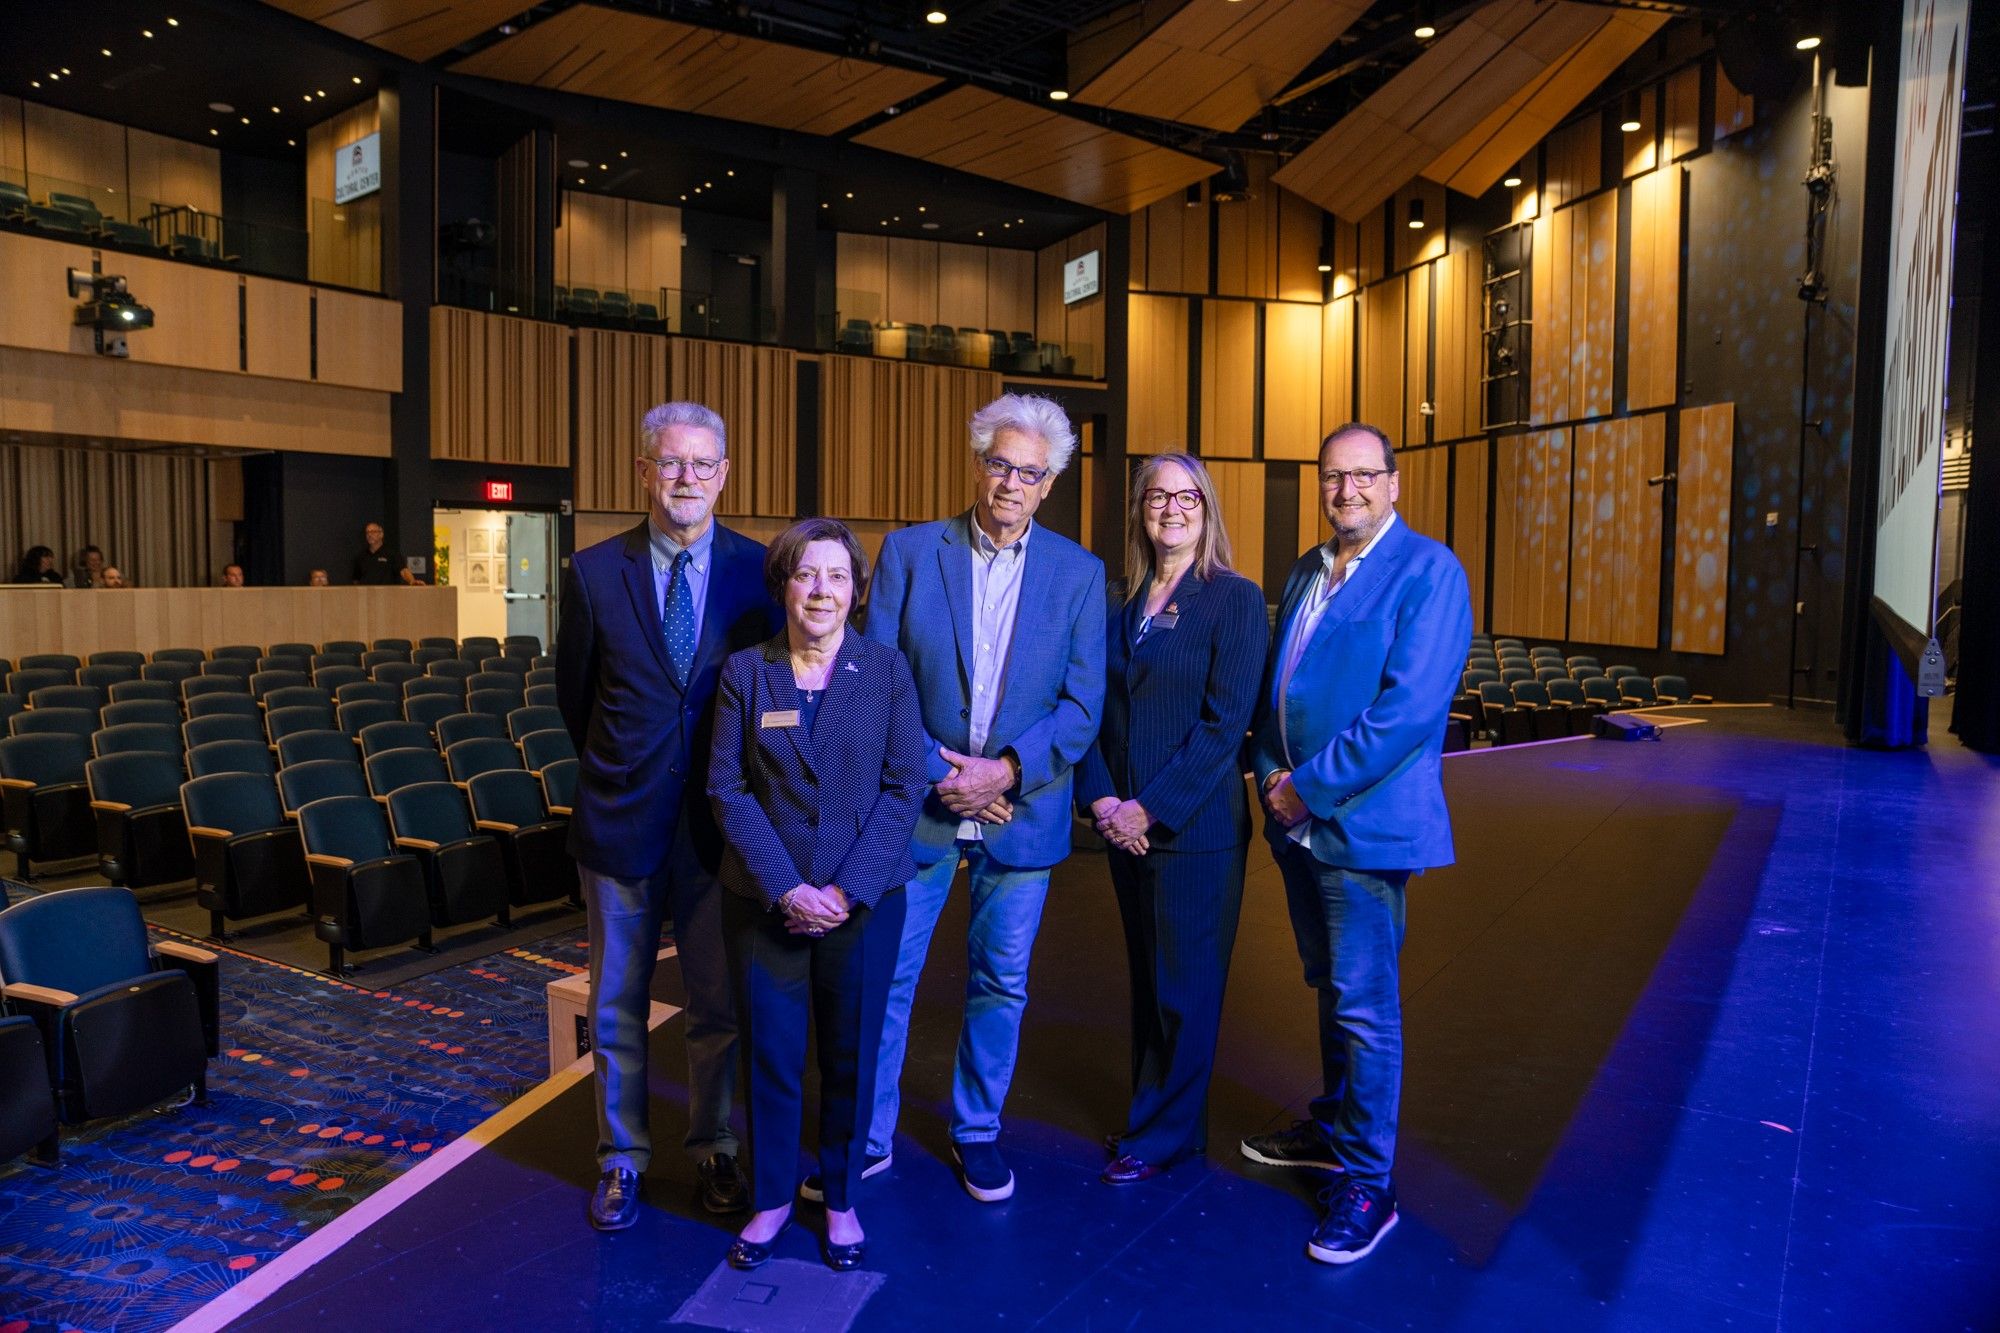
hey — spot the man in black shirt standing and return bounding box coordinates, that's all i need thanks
[352,522,418,586]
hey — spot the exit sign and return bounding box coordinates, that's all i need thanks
[484,479,514,503]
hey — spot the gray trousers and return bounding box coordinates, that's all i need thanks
[584,813,739,1173]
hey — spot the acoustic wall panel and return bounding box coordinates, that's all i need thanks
[1673,403,1734,654]
[1490,428,1571,639]
[1568,414,1664,648]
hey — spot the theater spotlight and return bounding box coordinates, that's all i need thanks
[66,267,154,357]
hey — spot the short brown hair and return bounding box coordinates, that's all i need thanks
[1320,421,1397,473]
[763,517,870,603]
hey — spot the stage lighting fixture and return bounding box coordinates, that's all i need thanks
[67,268,154,357]
[1795,35,1821,50]
[1619,91,1642,134]
[1406,198,1426,229]
[1503,175,1523,188]
[925,9,947,23]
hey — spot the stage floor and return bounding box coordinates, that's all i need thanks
[186,710,2000,1332]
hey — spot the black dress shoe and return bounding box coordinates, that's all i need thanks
[1101,1153,1166,1185]
[698,1153,749,1214]
[820,1234,867,1271]
[589,1167,643,1231]
[726,1218,790,1270]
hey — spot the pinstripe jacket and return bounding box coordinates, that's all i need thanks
[707,631,930,910]
[1076,570,1269,853]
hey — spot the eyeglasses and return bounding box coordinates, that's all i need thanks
[1142,488,1204,511]
[639,456,723,481]
[980,456,1051,486]
[1319,467,1390,490]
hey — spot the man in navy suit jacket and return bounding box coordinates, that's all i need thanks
[556,401,781,1231]
[861,393,1105,1203]
[1241,422,1471,1266]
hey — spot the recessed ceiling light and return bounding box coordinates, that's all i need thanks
[704,181,712,188]
[351,75,362,84]
[143,29,154,38]
[880,220,888,226]
[1017,218,1024,223]
[1414,23,1436,39]
[577,177,585,185]
[620,150,628,158]
[1503,175,1522,188]
[240,117,249,125]
[845,192,854,199]
[209,128,218,136]
[726,169,734,176]
[598,163,607,170]
[1048,89,1069,101]
[1317,263,1333,272]
[287,139,296,146]
[925,9,947,24]
[30,80,38,88]
[270,105,280,113]
[303,94,313,103]
[976,230,984,237]
[1795,35,1821,50]
[918,206,926,212]
[101,48,113,57]
[1620,117,1642,133]
[209,102,234,113]
[821,202,828,208]
[60,67,71,74]
[167,16,178,25]
[680,194,687,200]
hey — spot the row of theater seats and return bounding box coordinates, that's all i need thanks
[556,285,669,331]
[0,884,221,1166]
[832,321,1070,374]
[1452,636,1710,746]
[0,181,225,261]
[0,635,577,975]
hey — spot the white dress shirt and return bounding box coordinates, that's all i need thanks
[1274,511,1398,844]
[960,516,1030,841]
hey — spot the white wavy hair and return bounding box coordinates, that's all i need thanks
[641,401,728,457]
[969,393,1076,475]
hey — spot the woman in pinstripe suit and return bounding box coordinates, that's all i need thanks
[1077,453,1270,1184]
[709,518,930,1271]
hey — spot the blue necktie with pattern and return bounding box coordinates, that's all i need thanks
[663,550,696,685]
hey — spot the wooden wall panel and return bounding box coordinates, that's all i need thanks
[1136,184,1211,294]
[1276,188,1327,302]
[1263,302,1322,461]
[0,587,456,659]
[1199,300,1256,458]
[1715,61,1755,141]
[1544,114,1601,209]
[1298,466,1330,551]
[315,289,403,392]
[886,237,940,329]
[0,230,112,353]
[1575,191,1617,420]
[1316,294,1355,448]
[1452,438,1489,627]
[835,233,889,324]
[818,356,998,522]
[115,252,240,375]
[0,347,390,457]
[306,100,381,291]
[573,328,669,513]
[1490,428,1571,639]
[244,278,312,382]
[1530,205,1572,424]
[1126,294,1190,455]
[986,249,1037,334]
[1664,62,1703,162]
[1393,179,1447,272]
[834,233,1035,338]
[1568,415,1664,648]
[0,96,23,173]
[1431,247,1484,441]
[125,128,221,213]
[1673,403,1734,654]
[1036,225,1107,377]
[1621,87,1659,179]
[1626,166,1682,412]
[1204,461,1265,593]
[21,102,125,199]
[937,243,989,329]
[1216,156,1278,299]
[1397,446,1449,544]
[1404,262,1432,446]
[1357,279,1404,437]
[429,308,568,467]
[556,193,684,298]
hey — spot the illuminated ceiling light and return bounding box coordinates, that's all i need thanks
[1502,175,1523,188]
[316,90,327,98]
[30,81,39,88]
[270,105,280,114]
[143,29,154,38]
[209,101,233,113]
[1048,89,1069,101]
[680,194,687,200]
[704,181,712,188]
[352,75,363,84]
[619,150,628,158]
[1406,198,1425,230]
[287,138,296,146]
[976,230,984,237]
[845,191,854,199]
[1414,24,1436,38]
[1317,260,1333,272]
[101,48,113,56]
[925,9,947,24]
[598,163,608,170]
[1619,90,1641,134]
[1017,217,1025,223]
[167,17,178,25]
[1795,35,1821,50]
[917,205,926,212]
[880,220,888,226]
[209,128,219,136]
[240,117,249,125]
[303,94,313,103]
[726,169,734,176]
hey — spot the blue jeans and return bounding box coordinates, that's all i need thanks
[1274,838,1409,1187]
[867,843,1053,1155]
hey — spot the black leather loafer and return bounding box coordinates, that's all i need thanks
[726,1219,791,1270]
[820,1235,867,1271]
[698,1152,750,1214]
[589,1167,643,1231]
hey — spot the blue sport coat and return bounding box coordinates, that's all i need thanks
[1077,571,1269,853]
[1246,519,1471,871]
[707,632,929,909]
[556,520,782,880]
[863,512,1106,870]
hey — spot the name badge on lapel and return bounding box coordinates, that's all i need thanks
[760,709,801,729]
[1151,602,1181,631]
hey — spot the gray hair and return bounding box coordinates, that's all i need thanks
[641,401,728,457]
[969,393,1076,475]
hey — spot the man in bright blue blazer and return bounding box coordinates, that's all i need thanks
[556,401,782,1231]
[861,393,1105,1203]
[1241,422,1471,1267]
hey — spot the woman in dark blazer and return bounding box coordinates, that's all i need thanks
[709,517,929,1272]
[1077,452,1270,1184]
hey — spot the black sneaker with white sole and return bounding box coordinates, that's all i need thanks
[1306,1179,1398,1265]
[1240,1119,1344,1171]
[797,1151,892,1204]
[951,1141,1015,1202]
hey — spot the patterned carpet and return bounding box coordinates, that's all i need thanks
[0,882,603,1333]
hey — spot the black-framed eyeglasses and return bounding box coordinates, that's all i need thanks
[1319,467,1389,490]
[639,456,723,481]
[981,456,1051,486]
[1142,488,1204,511]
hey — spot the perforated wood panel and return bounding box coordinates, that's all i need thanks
[1627,167,1683,412]
[818,356,999,523]
[1126,294,1190,456]
[1200,300,1256,458]
[267,0,529,61]
[1397,446,1449,545]
[429,309,569,467]
[1568,414,1664,648]
[1529,192,1615,425]
[1452,438,1490,627]
[1263,302,1323,461]
[1673,403,1734,654]
[1490,428,1572,639]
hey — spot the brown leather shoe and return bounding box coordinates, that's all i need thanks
[698,1152,749,1213]
[1101,1153,1166,1185]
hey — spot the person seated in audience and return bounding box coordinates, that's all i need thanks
[102,566,128,589]
[14,546,64,585]
[221,563,246,588]
[71,545,107,589]
[352,522,418,586]
[308,568,331,587]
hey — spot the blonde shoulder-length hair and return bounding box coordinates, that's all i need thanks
[1123,452,1235,600]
